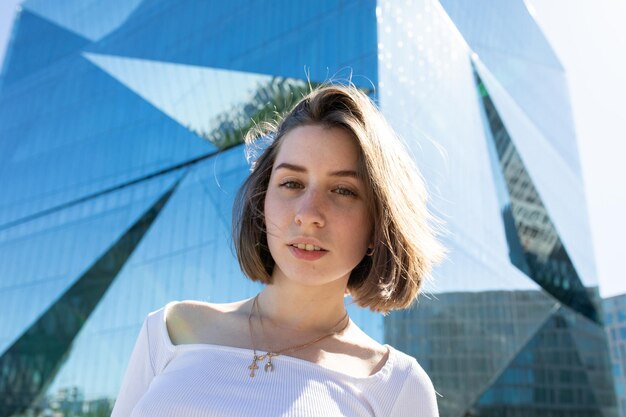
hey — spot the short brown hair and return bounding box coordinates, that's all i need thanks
[232,83,445,313]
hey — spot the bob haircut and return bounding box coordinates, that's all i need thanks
[233,83,445,313]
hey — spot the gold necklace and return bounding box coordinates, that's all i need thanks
[247,294,350,378]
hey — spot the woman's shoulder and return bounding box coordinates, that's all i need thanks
[164,299,240,318]
[383,346,438,414]
[337,321,390,376]
[162,298,251,347]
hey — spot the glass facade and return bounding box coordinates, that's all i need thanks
[604,294,626,417]
[378,0,616,416]
[0,0,616,416]
[474,67,600,324]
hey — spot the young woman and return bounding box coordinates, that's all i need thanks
[111,84,445,417]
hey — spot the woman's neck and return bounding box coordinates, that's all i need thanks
[256,282,349,334]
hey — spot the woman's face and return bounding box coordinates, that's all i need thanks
[264,124,373,289]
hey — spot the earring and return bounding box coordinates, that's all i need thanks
[365,247,375,257]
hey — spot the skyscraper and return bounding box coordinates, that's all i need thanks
[604,293,626,417]
[0,1,616,416]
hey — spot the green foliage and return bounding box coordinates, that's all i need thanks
[194,77,318,150]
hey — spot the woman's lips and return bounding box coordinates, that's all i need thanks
[288,245,328,261]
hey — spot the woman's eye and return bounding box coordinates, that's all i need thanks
[279,180,303,189]
[334,187,357,197]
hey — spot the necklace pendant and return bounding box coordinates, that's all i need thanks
[264,352,276,372]
[248,295,350,379]
[248,356,260,378]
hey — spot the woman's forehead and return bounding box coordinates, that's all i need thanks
[273,125,361,171]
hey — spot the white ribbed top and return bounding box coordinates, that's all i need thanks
[110,301,439,417]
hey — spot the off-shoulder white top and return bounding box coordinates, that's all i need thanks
[110,301,439,417]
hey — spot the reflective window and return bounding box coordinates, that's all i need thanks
[473,67,599,325]
[0,1,379,415]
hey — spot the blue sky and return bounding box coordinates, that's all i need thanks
[1,0,624,297]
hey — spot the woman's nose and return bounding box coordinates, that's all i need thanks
[294,189,325,228]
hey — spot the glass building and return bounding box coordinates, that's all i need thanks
[603,294,626,417]
[0,0,616,416]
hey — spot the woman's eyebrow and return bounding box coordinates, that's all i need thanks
[329,169,360,179]
[275,162,306,173]
[275,163,360,179]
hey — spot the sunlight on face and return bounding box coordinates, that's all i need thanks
[264,125,373,289]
